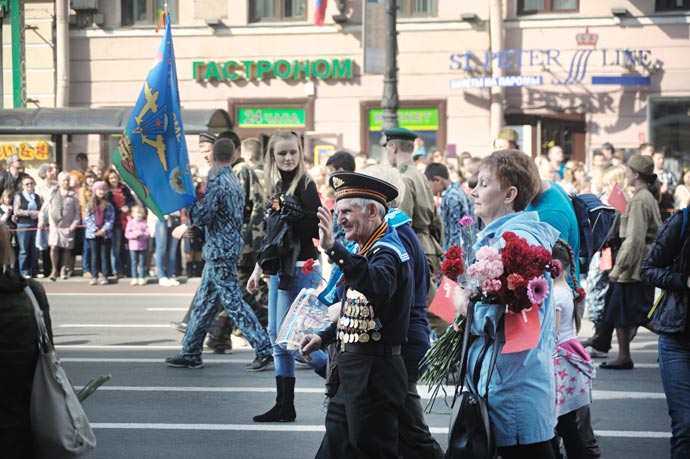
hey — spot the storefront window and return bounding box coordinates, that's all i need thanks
[121,0,177,26]
[656,0,690,11]
[650,97,690,162]
[250,0,307,22]
[363,102,446,162]
[518,0,578,14]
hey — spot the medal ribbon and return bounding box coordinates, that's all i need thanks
[336,221,388,287]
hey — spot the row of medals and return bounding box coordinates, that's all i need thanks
[338,293,382,346]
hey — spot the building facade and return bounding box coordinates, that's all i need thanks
[3,0,690,172]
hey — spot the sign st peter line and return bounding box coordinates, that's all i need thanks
[449,27,655,89]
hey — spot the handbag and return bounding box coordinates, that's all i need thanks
[26,286,97,459]
[446,303,503,459]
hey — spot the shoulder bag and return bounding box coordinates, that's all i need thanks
[445,303,504,459]
[26,286,97,459]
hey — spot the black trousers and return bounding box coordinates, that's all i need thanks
[590,286,615,352]
[553,405,601,459]
[398,380,444,459]
[316,352,407,459]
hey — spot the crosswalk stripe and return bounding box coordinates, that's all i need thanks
[58,324,175,328]
[71,385,666,402]
[59,356,659,369]
[48,293,194,297]
[87,423,671,438]
[57,345,183,350]
[63,358,249,363]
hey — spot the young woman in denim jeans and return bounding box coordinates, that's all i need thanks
[641,207,690,459]
[247,130,327,422]
[84,181,114,285]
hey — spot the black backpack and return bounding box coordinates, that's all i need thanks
[570,193,619,273]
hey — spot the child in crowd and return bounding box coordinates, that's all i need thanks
[551,239,601,459]
[84,181,114,286]
[125,205,149,286]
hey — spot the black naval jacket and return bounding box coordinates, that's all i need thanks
[318,236,413,348]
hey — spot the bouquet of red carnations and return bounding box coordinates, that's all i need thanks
[466,231,561,314]
[421,231,561,411]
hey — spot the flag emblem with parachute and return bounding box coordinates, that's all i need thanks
[112,11,195,219]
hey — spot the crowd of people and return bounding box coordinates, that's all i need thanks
[0,152,208,286]
[1,124,689,459]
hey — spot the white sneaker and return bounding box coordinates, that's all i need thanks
[167,277,180,286]
[159,277,171,286]
[137,277,146,286]
[130,279,138,286]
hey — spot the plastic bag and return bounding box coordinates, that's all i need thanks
[276,288,331,350]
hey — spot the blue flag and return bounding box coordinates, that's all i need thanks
[112,14,195,219]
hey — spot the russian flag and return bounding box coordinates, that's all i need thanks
[314,0,328,26]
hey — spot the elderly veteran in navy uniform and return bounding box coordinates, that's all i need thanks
[300,172,413,459]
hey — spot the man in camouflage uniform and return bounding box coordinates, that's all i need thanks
[384,127,446,334]
[165,138,273,370]
[204,131,269,350]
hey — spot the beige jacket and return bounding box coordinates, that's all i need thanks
[610,183,662,282]
[397,160,444,261]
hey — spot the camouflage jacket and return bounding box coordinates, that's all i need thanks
[232,158,266,254]
[188,166,244,262]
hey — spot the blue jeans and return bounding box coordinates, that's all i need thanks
[658,334,690,459]
[109,226,123,276]
[155,221,179,279]
[16,223,39,277]
[88,237,111,278]
[129,250,146,278]
[269,265,327,377]
[82,234,91,274]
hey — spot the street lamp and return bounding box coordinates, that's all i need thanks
[381,0,399,131]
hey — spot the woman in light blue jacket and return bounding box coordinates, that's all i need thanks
[455,150,560,458]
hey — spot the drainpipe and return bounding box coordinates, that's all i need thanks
[489,0,504,147]
[56,0,69,107]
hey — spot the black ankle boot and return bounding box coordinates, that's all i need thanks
[281,377,296,422]
[185,262,194,278]
[253,376,296,422]
[253,376,284,422]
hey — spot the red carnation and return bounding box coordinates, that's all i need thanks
[445,245,464,261]
[301,258,316,275]
[502,231,519,243]
[442,258,465,280]
[506,273,527,291]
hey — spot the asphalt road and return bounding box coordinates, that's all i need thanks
[40,277,672,459]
